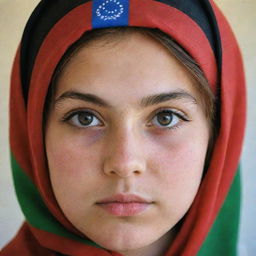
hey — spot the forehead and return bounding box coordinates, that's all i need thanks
[55,32,199,105]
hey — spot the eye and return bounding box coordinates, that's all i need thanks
[63,110,102,128]
[151,110,188,129]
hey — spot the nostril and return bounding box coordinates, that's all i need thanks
[107,169,141,177]
[110,170,116,175]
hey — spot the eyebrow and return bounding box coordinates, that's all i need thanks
[141,90,197,107]
[55,89,197,108]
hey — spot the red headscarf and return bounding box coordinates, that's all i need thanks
[1,0,246,255]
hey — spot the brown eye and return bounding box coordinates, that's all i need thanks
[157,112,173,126]
[151,110,180,128]
[65,111,102,128]
[77,112,94,126]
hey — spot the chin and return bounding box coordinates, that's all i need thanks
[89,227,151,250]
[81,223,173,255]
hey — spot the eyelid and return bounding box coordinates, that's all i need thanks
[146,107,191,130]
[149,107,190,122]
[61,108,104,126]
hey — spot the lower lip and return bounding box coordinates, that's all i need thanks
[97,202,150,216]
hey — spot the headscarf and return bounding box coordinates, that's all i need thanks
[1,0,246,255]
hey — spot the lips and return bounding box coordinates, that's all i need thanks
[96,194,153,216]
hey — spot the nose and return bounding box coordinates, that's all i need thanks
[103,128,146,178]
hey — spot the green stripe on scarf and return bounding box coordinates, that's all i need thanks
[198,166,241,256]
[11,153,101,248]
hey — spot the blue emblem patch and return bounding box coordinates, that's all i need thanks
[92,0,129,28]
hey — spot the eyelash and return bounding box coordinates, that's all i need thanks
[150,109,190,130]
[61,108,190,130]
[61,109,103,128]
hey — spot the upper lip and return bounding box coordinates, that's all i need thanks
[96,194,152,204]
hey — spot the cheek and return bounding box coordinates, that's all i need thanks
[45,128,105,202]
[149,130,208,175]
[46,126,103,172]
[151,119,209,173]
[146,131,208,211]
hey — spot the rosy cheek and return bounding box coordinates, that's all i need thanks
[46,128,103,181]
[147,134,206,182]
[46,137,102,201]
[149,139,205,208]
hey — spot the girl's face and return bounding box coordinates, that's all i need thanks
[45,32,210,256]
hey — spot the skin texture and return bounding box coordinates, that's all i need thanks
[45,32,210,256]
